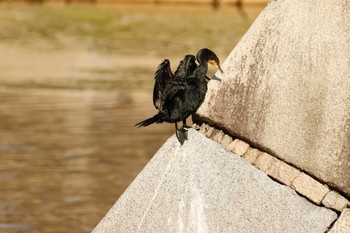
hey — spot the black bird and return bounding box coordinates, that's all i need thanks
[153,54,197,112]
[135,48,223,144]
[152,54,197,138]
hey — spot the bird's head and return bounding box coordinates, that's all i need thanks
[197,48,224,74]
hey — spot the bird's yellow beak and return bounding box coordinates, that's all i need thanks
[215,64,224,74]
[209,60,224,74]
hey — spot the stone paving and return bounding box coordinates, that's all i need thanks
[194,123,350,231]
[93,129,339,233]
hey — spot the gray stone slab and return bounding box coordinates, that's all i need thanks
[93,129,337,233]
[197,0,350,197]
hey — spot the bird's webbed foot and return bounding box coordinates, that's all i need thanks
[176,129,188,145]
[175,122,188,145]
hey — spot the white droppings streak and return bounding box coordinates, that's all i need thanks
[136,144,180,232]
[177,198,185,233]
[189,189,208,233]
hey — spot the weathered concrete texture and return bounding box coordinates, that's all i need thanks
[322,191,350,212]
[93,130,336,233]
[243,148,261,163]
[291,173,330,205]
[198,124,350,207]
[197,0,350,197]
[230,139,250,156]
[220,134,233,149]
[329,209,350,233]
[254,152,277,173]
[266,159,301,186]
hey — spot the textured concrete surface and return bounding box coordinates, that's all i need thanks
[243,148,261,163]
[210,129,225,143]
[254,152,277,173]
[197,0,350,197]
[291,173,330,205]
[197,123,350,208]
[93,129,337,233]
[220,134,233,149]
[231,139,250,156]
[322,191,350,212]
[266,160,301,186]
[329,209,350,233]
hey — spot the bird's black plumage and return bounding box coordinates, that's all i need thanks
[152,55,197,111]
[135,48,223,145]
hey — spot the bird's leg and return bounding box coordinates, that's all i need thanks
[182,119,190,130]
[177,119,189,142]
[179,120,188,140]
[175,122,187,145]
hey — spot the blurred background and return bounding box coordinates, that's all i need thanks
[0,0,266,232]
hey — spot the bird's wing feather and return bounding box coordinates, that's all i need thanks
[174,55,197,79]
[153,59,174,110]
[164,78,187,103]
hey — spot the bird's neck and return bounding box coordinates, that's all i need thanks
[195,57,208,77]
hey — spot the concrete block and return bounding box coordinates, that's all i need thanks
[232,139,250,156]
[329,208,350,233]
[210,129,225,143]
[226,139,239,152]
[243,148,262,164]
[197,0,350,197]
[191,123,200,130]
[220,134,233,150]
[266,160,301,186]
[254,152,277,173]
[204,126,214,138]
[291,173,330,205]
[198,123,209,134]
[322,191,349,212]
[93,130,337,233]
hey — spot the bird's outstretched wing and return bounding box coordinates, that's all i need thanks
[174,55,197,79]
[162,55,196,110]
[153,55,196,111]
[153,59,174,110]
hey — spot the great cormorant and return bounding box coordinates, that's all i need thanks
[135,48,223,145]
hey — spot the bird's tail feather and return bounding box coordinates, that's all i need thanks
[134,113,164,128]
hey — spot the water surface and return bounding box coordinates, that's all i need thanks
[0,3,263,232]
[0,47,173,232]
